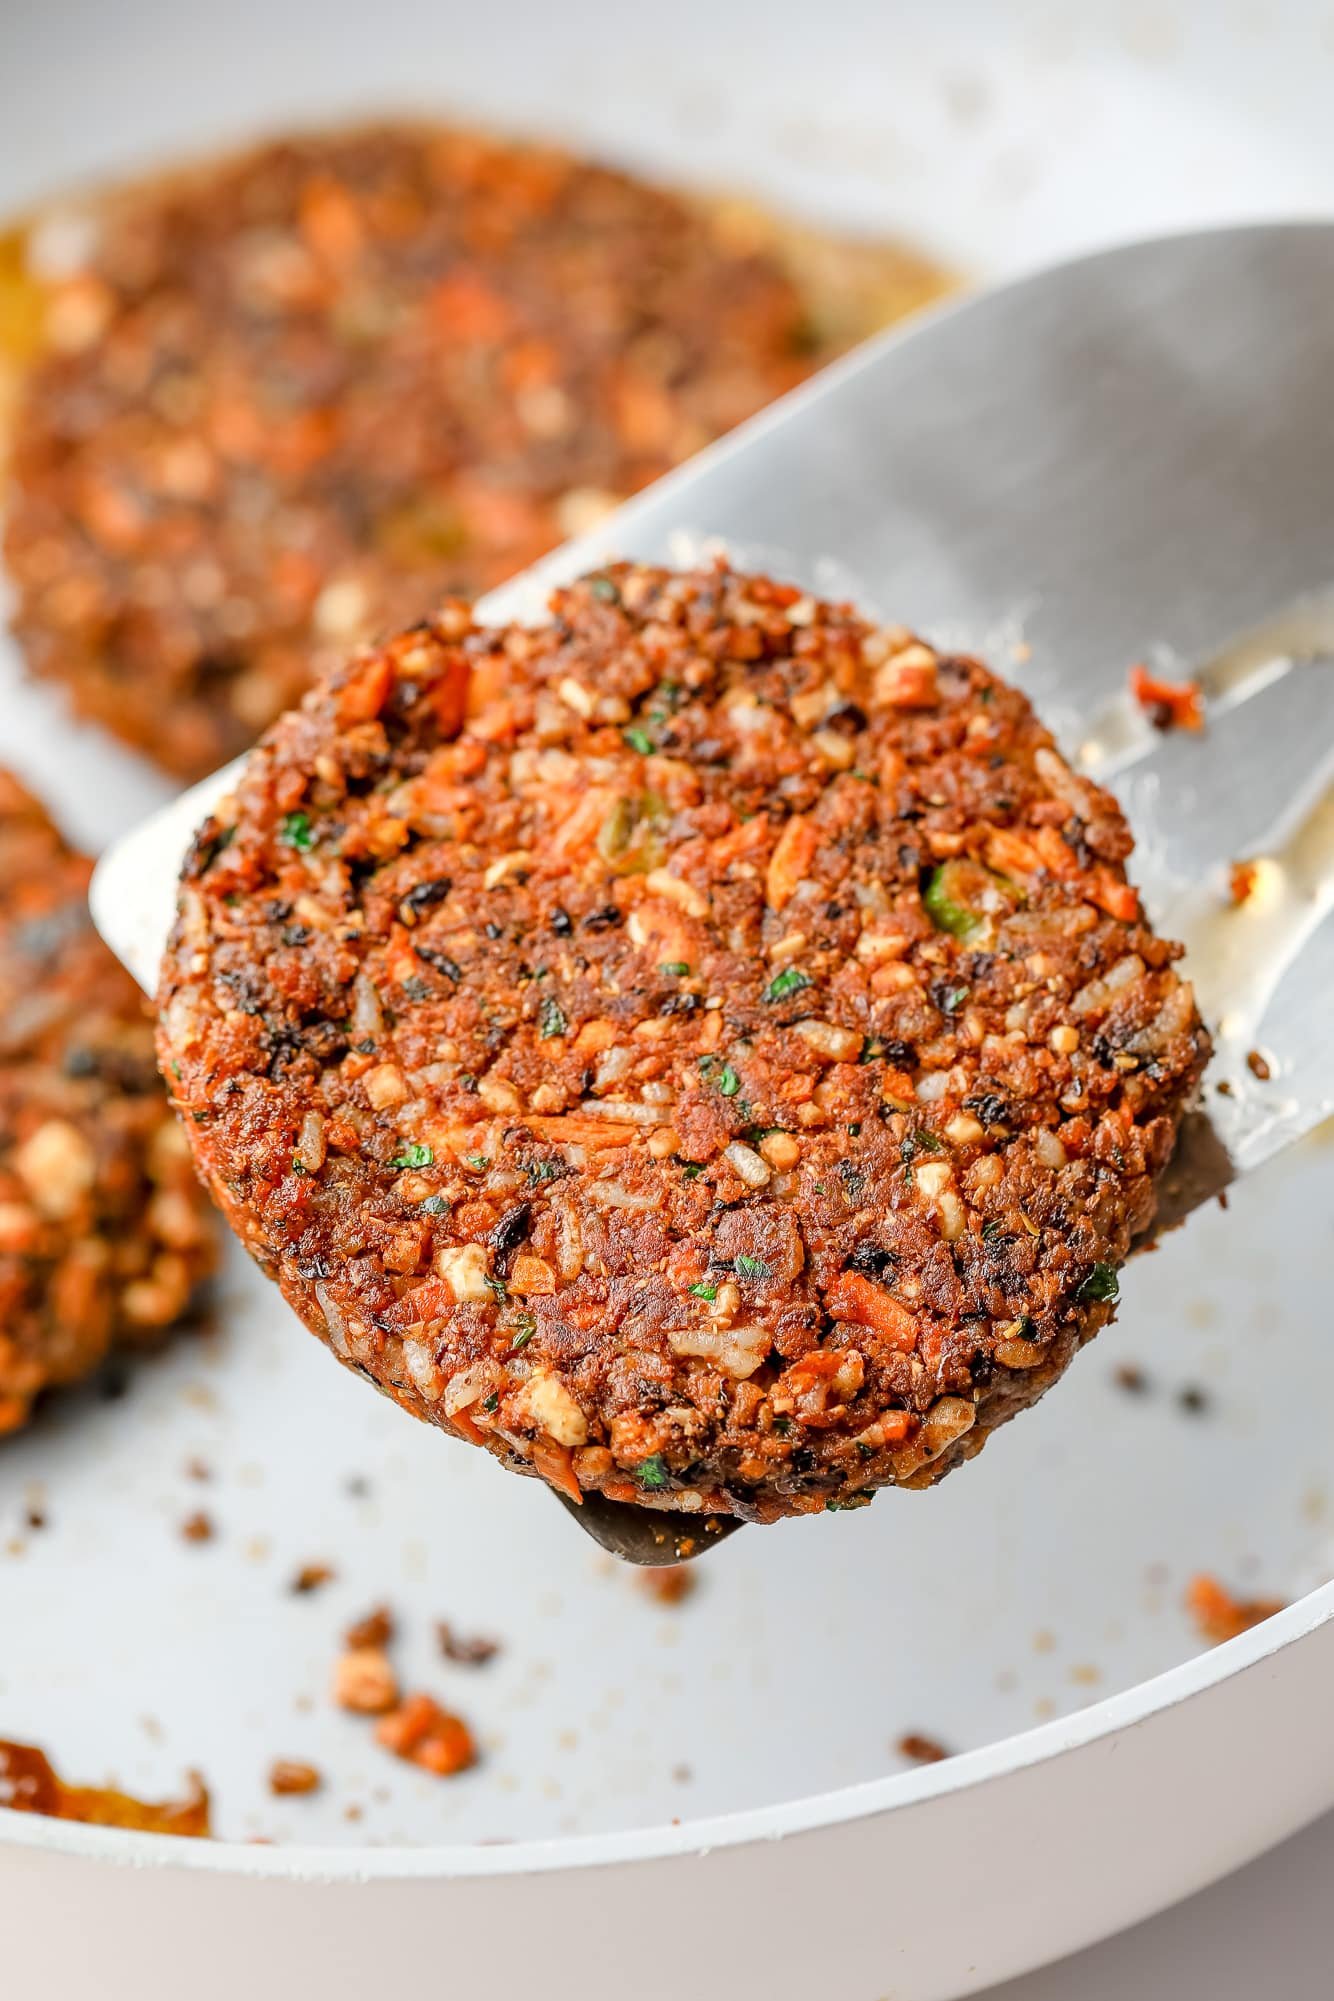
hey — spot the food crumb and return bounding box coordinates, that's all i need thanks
[896,1732,951,1764]
[344,1605,395,1650]
[179,1510,215,1543]
[1128,662,1205,732]
[185,1457,212,1482]
[1186,1573,1285,1645]
[333,1647,399,1715]
[1113,1362,1150,1395]
[24,1507,46,1531]
[0,1738,210,1835]
[634,1564,696,1606]
[1246,1049,1273,1081]
[291,1561,335,1594]
[376,1694,477,1777]
[1228,860,1258,906]
[437,1620,501,1667]
[268,1759,322,1797]
[1177,1384,1212,1416]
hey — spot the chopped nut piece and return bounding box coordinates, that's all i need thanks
[291,1562,335,1595]
[268,1759,322,1797]
[344,1605,395,1650]
[333,1647,399,1715]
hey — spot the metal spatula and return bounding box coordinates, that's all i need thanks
[92,223,1334,1563]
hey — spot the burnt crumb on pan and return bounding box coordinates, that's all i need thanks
[896,1732,952,1764]
[1176,1383,1212,1416]
[290,1561,336,1594]
[0,1737,211,1835]
[345,1604,395,1650]
[267,1758,322,1797]
[179,1509,215,1543]
[1186,1573,1285,1646]
[0,770,217,1436]
[158,563,1210,1524]
[5,124,946,781]
[436,1620,501,1667]
[1112,1362,1150,1395]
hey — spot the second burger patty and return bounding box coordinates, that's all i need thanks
[158,564,1209,1522]
[4,123,945,780]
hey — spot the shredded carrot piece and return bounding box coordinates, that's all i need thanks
[767,815,819,909]
[825,1270,919,1349]
[532,1438,583,1505]
[1090,869,1140,923]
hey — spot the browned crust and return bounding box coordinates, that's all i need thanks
[2,122,947,780]
[158,564,1209,1521]
[0,771,217,1433]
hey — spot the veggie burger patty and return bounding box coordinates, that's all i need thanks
[3,123,944,781]
[0,773,217,1434]
[158,565,1209,1522]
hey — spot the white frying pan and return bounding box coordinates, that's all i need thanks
[5,7,1334,1997]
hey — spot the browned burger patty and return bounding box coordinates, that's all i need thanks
[2,124,945,781]
[0,773,217,1433]
[157,565,1209,1522]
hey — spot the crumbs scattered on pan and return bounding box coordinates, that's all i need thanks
[332,1645,399,1716]
[179,1509,214,1543]
[0,1737,210,1835]
[268,1758,322,1798]
[437,1619,502,1666]
[376,1694,477,1777]
[290,1561,336,1594]
[1186,1573,1286,1646]
[634,1564,697,1606]
[331,1607,480,1781]
[896,1732,951,1764]
[344,1604,394,1650]
[1128,663,1205,733]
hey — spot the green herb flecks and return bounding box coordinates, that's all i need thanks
[391,1143,434,1171]
[1078,1262,1120,1304]
[280,810,315,853]
[763,965,812,1004]
[623,726,654,756]
[718,1064,741,1098]
[538,995,568,1039]
[923,860,983,940]
[733,1254,771,1282]
[689,1282,718,1302]
[660,961,690,977]
[635,1454,670,1492]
